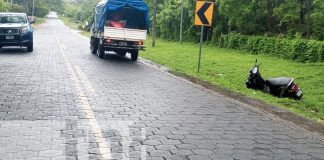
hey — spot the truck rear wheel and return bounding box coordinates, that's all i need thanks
[97,39,105,59]
[131,50,138,61]
[90,37,99,54]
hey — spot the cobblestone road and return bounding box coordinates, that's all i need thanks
[0,16,323,160]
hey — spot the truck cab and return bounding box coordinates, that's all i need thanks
[0,12,34,52]
[90,0,149,61]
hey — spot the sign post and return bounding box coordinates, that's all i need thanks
[195,1,214,73]
[198,26,204,73]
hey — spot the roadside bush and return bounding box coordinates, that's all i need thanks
[219,33,323,63]
[6,4,25,13]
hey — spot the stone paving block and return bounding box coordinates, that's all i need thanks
[12,151,38,159]
[170,149,192,156]
[5,146,26,153]
[128,151,143,158]
[26,157,51,160]
[27,144,52,151]
[195,143,215,149]
[161,140,182,145]
[164,155,189,160]
[155,145,177,150]
[188,155,212,160]
[39,150,64,158]
[143,140,162,146]
[192,149,214,155]
[210,154,234,160]
[149,150,172,157]
[146,157,164,160]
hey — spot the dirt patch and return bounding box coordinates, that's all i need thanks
[170,71,324,136]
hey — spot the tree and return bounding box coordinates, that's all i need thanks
[0,0,6,12]
[311,0,324,40]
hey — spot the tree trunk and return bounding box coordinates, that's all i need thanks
[300,0,305,24]
[228,22,231,34]
[306,0,311,39]
[152,0,157,47]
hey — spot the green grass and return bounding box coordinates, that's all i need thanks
[59,16,91,37]
[35,17,46,25]
[141,38,324,123]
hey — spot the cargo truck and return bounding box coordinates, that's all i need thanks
[90,0,149,61]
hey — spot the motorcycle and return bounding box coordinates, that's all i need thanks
[245,60,303,100]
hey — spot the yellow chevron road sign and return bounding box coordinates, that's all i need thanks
[195,1,214,26]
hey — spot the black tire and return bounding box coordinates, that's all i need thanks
[90,37,99,54]
[97,39,105,59]
[131,50,139,61]
[27,42,33,52]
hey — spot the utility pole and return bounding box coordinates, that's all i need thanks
[179,0,184,44]
[32,0,35,17]
[152,0,157,47]
[25,0,28,14]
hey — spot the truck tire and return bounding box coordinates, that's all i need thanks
[90,37,99,54]
[131,50,138,61]
[27,42,33,52]
[97,39,105,59]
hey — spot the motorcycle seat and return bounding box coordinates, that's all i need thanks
[266,77,293,87]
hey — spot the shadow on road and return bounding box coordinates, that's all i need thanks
[97,52,136,63]
[0,47,29,55]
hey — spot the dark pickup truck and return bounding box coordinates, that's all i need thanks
[0,12,34,52]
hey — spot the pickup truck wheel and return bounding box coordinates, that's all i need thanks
[27,42,33,52]
[97,39,105,59]
[131,50,138,61]
[90,37,98,54]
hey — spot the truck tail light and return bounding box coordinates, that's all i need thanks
[106,39,112,44]
[137,41,144,46]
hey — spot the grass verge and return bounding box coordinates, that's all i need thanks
[59,16,91,37]
[141,38,324,123]
[32,17,46,29]
[35,17,46,25]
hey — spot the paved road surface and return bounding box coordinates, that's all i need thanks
[0,16,323,160]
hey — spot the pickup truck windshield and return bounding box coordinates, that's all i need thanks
[0,15,27,24]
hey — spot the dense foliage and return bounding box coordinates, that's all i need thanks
[155,0,324,41]
[1,0,64,18]
[62,0,324,41]
[219,33,324,62]
[63,0,100,31]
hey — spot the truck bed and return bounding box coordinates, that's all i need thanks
[104,27,147,41]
